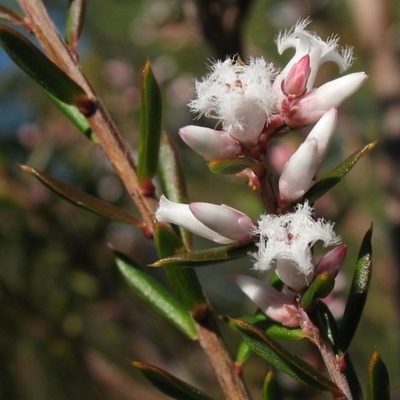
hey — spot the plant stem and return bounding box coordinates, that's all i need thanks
[310,319,353,400]
[17,0,157,235]
[17,3,252,399]
[196,308,252,400]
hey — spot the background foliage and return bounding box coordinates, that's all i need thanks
[0,0,399,399]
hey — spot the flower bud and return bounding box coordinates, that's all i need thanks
[315,244,347,278]
[190,202,254,242]
[306,108,337,166]
[279,138,319,202]
[155,195,234,244]
[179,125,241,160]
[285,72,367,127]
[281,55,311,97]
[236,275,299,327]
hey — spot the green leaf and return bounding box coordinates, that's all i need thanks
[316,301,339,352]
[115,251,198,339]
[338,225,373,354]
[151,242,255,267]
[366,350,390,400]
[137,59,162,188]
[20,165,142,228]
[66,0,86,54]
[45,92,95,140]
[263,368,284,400]
[158,134,191,248]
[230,318,341,395]
[0,5,25,25]
[233,312,306,341]
[299,272,335,309]
[207,156,258,174]
[0,23,92,114]
[316,302,363,399]
[131,361,215,400]
[305,141,377,202]
[155,223,207,314]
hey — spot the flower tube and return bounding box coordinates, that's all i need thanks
[155,195,253,244]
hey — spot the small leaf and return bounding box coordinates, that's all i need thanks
[207,156,258,174]
[137,59,162,189]
[305,141,377,202]
[316,301,339,352]
[300,272,335,309]
[0,5,25,26]
[115,251,198,339]
[66,0,86,54]
[131,361,215,400]
[232,312,306,341]
[0,24,92,114]
[263,368,284,400]
[45,92,95,140]
[155,223,207,313]
[338,225,373,354]
[151,242,255,267]
[158,134,191,248]
[230,318,341,395]
[316,303,363,400]
[366,350,390,400]
[20,165,142,228]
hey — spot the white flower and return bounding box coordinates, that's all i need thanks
[276,18,354,90]
[252,201,340,291]
[155,195,253,244]
[189,57,277,144]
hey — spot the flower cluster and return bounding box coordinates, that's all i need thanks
[155,19,363,328]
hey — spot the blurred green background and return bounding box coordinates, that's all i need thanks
[0,0,399,399]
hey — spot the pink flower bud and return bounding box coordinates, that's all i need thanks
[179,125,241,160]
[281,55,311,97]
[315,244,347,278]
[155,195,234,244]
[236,275,300,327]
[190,203,254,242]
[279,138,319,202]
[285,72,367,127]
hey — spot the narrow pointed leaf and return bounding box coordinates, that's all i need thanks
[230,318,341,395]
[366,350,390,400]
[158,134,191,248]
[0,5,25,25]
[115,251,198,339]
[131,361,215,400]
[263,368,284,400]
[207,156,258,174]
[305,141,377,202]
[0,24,92,113]
[137,59,162,187]
[235,341,252,366]
[300,272,335,309]
[317,302,363,399]
[20,165,143,228]
[66,0,86,54]
[231,312,306,341]
[45,92,95,140]
[151,242,255,267]
[338,225,373,354]
[155,223,207,313]
[316,301,339,352]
